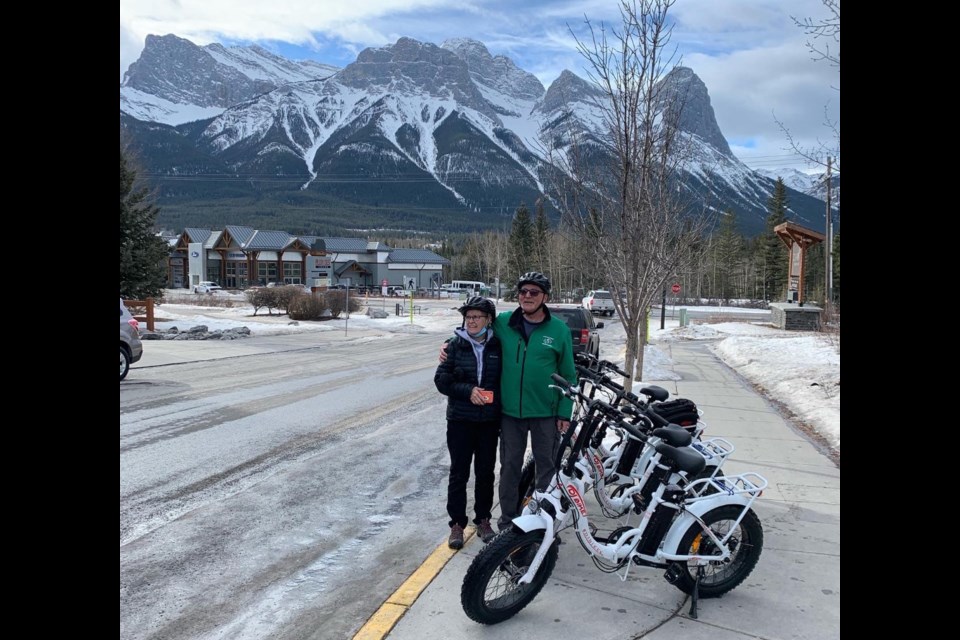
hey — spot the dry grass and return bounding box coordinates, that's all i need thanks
[819,304,841,355]
[161,292,244,308]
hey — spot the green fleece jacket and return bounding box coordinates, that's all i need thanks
[493,306,577,420]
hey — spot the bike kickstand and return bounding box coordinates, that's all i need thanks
[689,565,704,619]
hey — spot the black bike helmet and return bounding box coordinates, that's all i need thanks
[458,296,496,317]
[517,271,551,294]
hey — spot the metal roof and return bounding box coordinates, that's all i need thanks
[244,230,295,250]
[388,248,451,265]
[225,225,256,246]
[322,237,374,252]
[334,259,374,276]
[183,228,214,244]
[203,230,223,249]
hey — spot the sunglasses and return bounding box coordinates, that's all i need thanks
[518,288,544,297]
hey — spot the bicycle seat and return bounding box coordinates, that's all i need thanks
[639,385,669,402]
[653,442,707,476]
[652,425,693,447]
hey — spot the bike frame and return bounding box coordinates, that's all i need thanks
[558,378,735,518]
[511,380,767,586]
[513,465,766,584]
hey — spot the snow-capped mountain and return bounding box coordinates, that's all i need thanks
[756,168,841,209]
[120,34,340,125]
[119,34,829,236]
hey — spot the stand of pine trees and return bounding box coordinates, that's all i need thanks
[417,182,839,307]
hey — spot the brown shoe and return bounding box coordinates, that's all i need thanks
[448,524,465,550]
[476,518,496,543]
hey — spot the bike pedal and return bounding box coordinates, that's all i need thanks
[632,494,647,514]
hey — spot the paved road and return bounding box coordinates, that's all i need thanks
[120,331,455,640]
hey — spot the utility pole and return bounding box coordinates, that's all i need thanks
[825,157,833,306]
[660,285,666,330]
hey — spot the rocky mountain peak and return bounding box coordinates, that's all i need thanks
[338,37,499,119]
[540,69,604,113]
[121,34,263,108]
[121,34,330,111]
[441,38,544,100]
[660,66,732,157]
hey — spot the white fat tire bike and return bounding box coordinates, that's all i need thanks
[462,372,765,625]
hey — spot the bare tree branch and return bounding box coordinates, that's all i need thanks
[782,0,841,172]
[792,0,840,68]
[543,0,712,389]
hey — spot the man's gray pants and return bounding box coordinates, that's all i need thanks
[497,415,558,531]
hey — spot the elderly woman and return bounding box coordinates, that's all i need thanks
[434,296,501,549]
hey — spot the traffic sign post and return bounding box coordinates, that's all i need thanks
[669,283,682,328]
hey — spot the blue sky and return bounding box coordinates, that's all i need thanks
[119,0,839,173]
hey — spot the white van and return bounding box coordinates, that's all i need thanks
[449,280,486,294]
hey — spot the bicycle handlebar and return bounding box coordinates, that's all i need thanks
[551,373,571,387]
[600,360,629,377]
[551,370,673,440]
[617,418,648,442]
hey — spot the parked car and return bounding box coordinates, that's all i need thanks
[582,289,615,316]
[120,298,143,381]
[194,281,223,294]
[550,306,603,358]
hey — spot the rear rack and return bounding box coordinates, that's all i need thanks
[685,471,768,505]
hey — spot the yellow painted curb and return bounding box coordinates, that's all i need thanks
[352,527,476,640]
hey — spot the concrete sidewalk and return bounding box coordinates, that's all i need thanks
[368,340,840,640]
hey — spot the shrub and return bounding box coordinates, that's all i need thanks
[322,290,363,317]
[288,294,328,320]
[287,291,362,319]
[245,288,278,315]
[274,286,305,312]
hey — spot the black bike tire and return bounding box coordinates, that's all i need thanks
[460,528,559,624]
[670,505,763,598]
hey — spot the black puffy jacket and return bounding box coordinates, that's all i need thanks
[434,332,502,422]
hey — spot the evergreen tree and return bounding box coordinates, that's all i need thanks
[533,199,550,272]
[120,147,169,299]
[761,178,790,300]
[714,210,744,300]
[804,243,825,303]
[508,203,534,279]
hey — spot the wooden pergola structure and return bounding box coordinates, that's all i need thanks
[774,222,825,305]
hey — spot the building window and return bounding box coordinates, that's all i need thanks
[225,261,249,289]
[283,261,302,284]
[206,260,221,284]
[258,262,278,285]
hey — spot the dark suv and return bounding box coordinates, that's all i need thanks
[551,306,603,357]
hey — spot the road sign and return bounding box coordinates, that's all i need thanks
[382,279,388,287]
[671,283,681,294]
